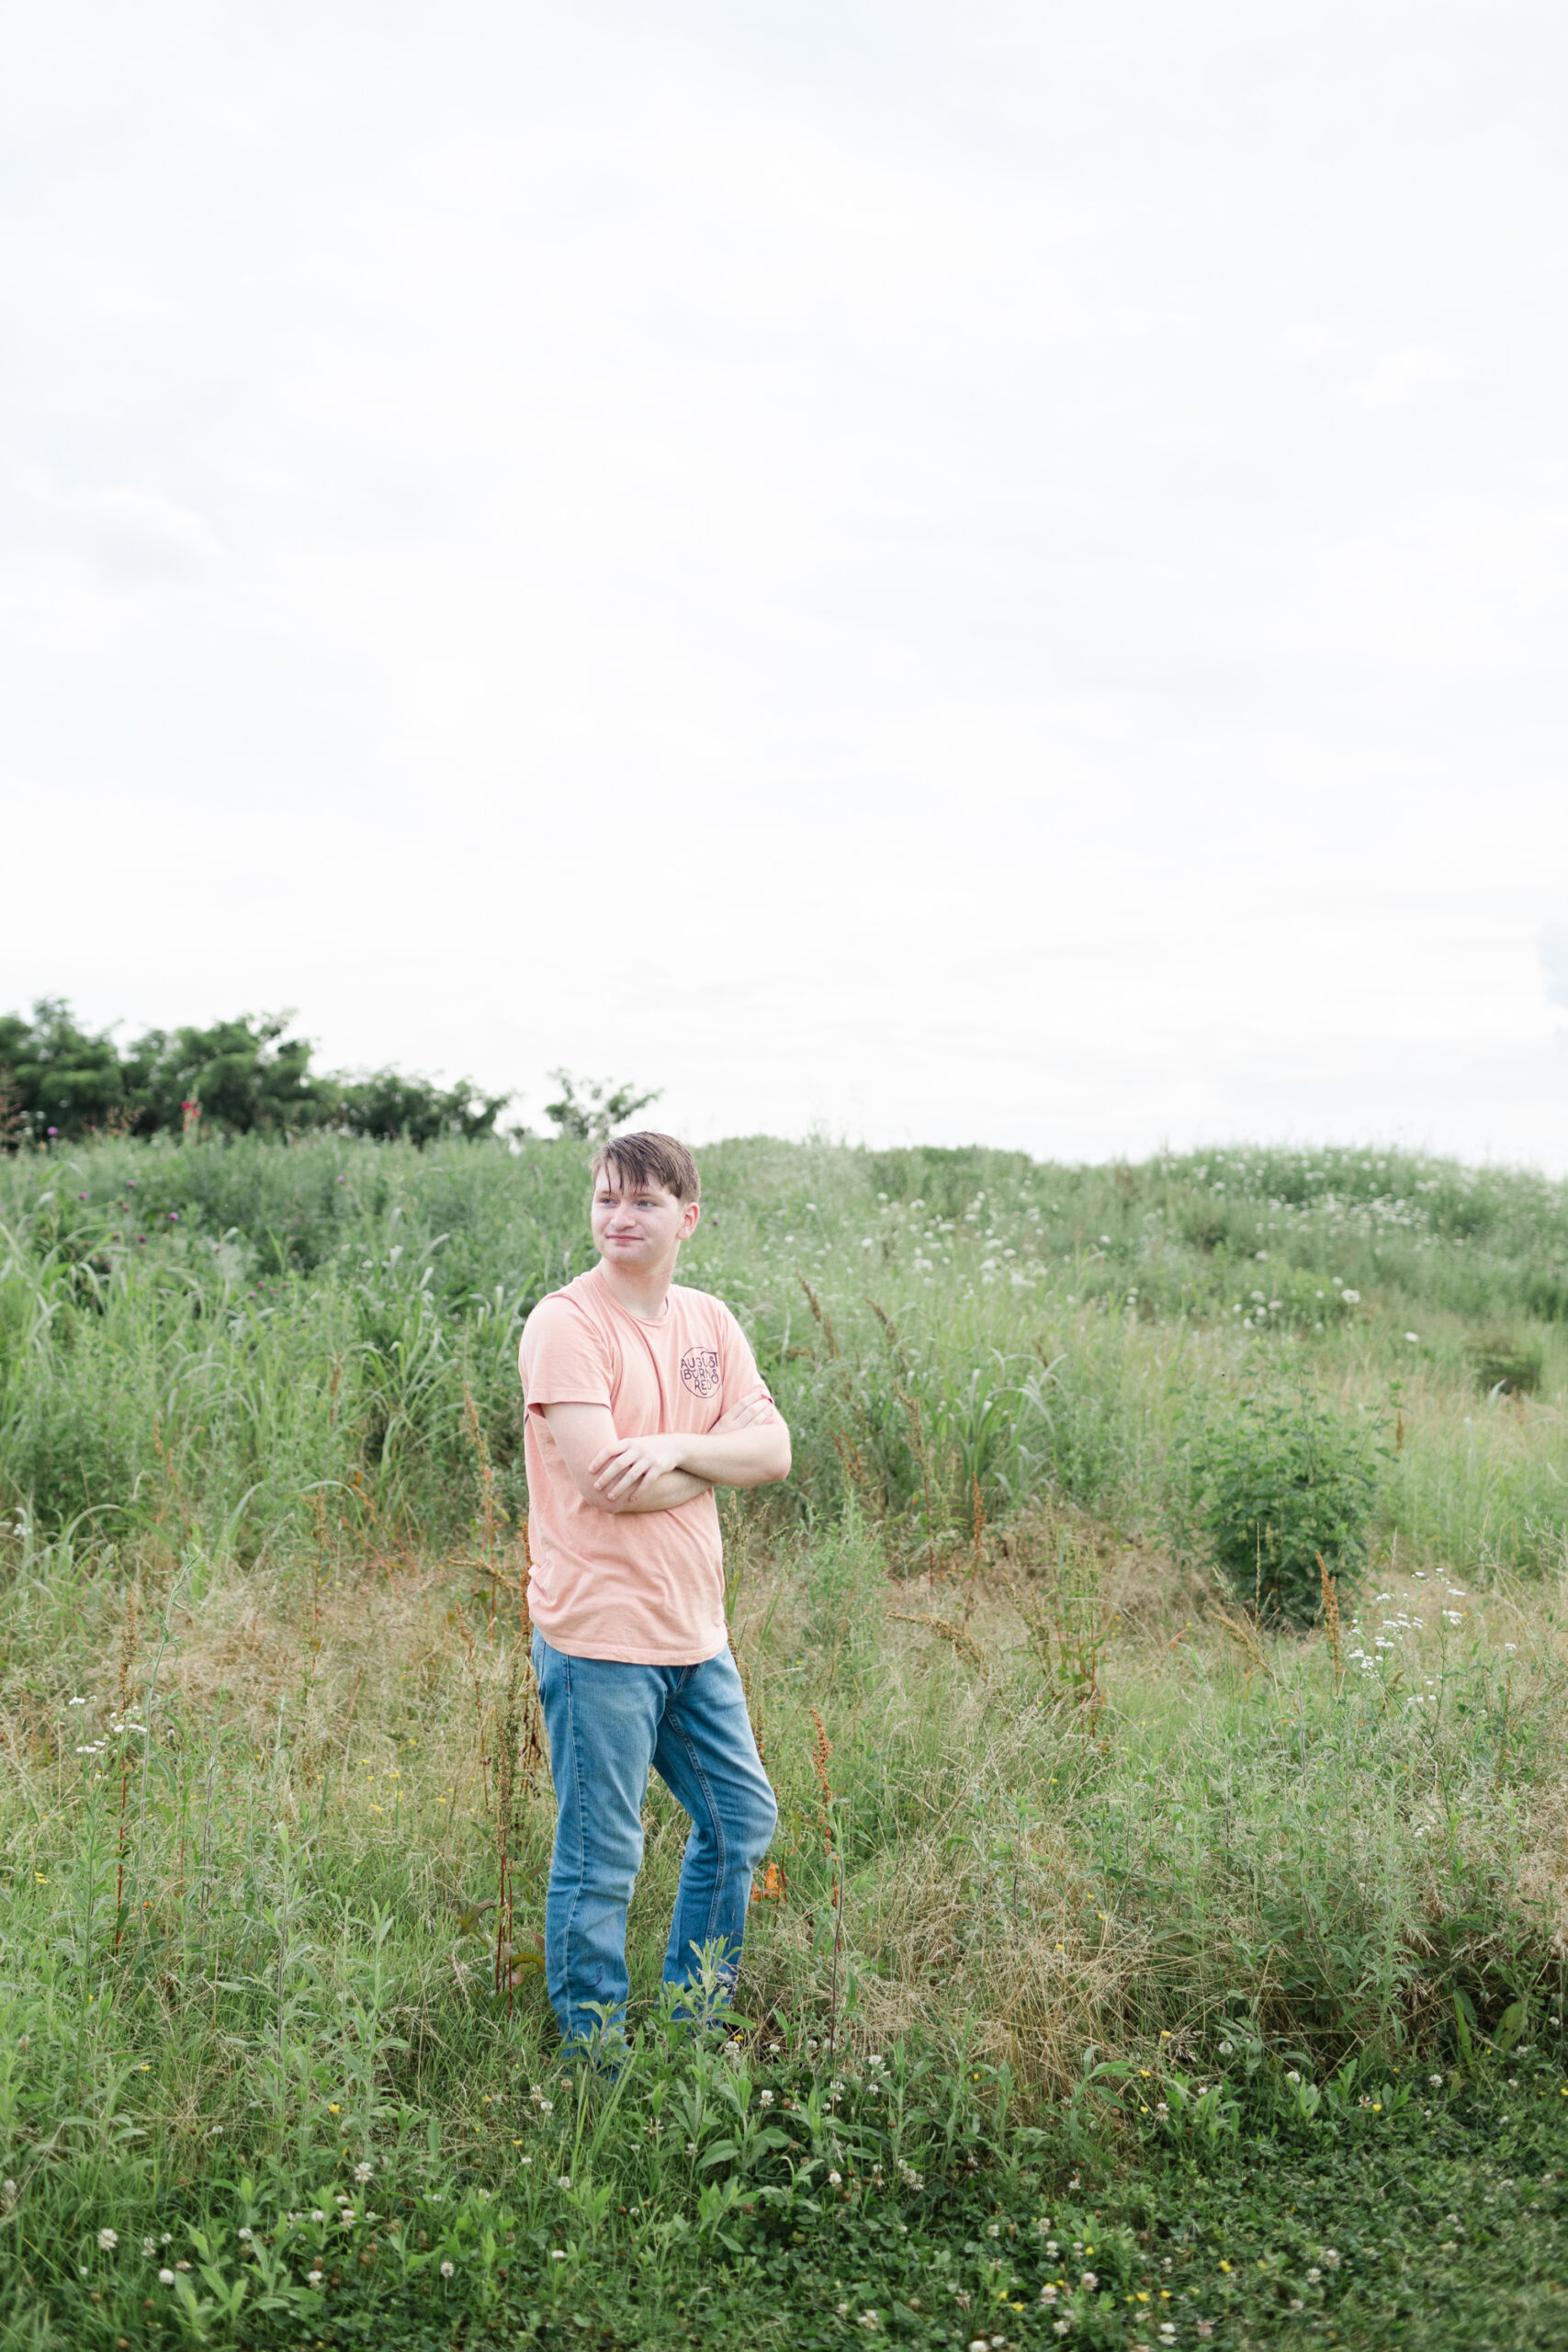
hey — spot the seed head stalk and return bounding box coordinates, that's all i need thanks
[113,1586,138,1951]
[1318,1552,1343,1695]
[809,1710,844,2063]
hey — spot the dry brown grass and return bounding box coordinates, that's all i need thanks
[7,1519,1566,2095]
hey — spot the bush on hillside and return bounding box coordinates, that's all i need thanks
[541,1069,660,1145]
[1186,1383,1384,1627]
[0,998,126,1141]
[1465,1329,1543,1396]
[123,1012,324,1133]
[332,1068,513,1144]
[0,999,513,1146]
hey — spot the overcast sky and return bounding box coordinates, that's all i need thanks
[4,0,1566,1165]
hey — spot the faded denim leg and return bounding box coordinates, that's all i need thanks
[652,1646,778,2001]
[531,1633,661,2048]
[530,1634,778,2048]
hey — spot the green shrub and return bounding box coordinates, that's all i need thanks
[332,1066,512,1142]
[0,999,513,1144]
[1186,1382,1384,1626]
[1465,1329,1544,1396]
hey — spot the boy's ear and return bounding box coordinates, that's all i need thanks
[679,1200,701,1239]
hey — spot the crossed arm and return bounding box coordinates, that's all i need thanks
[540,1396,792,1513]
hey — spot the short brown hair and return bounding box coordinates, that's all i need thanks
[590,1131,701,1204]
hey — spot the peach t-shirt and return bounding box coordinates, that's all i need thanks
[518,1264,776,1664]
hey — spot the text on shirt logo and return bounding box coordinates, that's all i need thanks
[680,1346,721,1399]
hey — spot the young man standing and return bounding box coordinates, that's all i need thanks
[518,1131,790,2048]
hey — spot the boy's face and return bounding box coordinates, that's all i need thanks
[590,1167,700,1271]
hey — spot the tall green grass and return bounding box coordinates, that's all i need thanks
[4,1131,1564,1568]
[4,1131,1568,2346]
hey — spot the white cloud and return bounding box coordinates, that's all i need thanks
[11,470,219,581]
[1543,924,1568,1010]
[2,0,1566,1165]
[1348,348,1461,407]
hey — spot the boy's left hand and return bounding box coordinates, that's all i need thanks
[589,1395,777,1501]
[589,1431,688,1502]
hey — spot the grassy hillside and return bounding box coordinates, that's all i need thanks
[2,1133,1567,2348]
[5,1130,1565,1562]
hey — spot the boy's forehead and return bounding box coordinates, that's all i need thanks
[593,1164,678,1200]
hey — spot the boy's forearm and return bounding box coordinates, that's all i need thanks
[671,1425,792,1488]
[575,1411,791,1510]
[609,1469,712,1513]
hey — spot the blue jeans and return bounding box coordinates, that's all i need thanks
[530,1633,778,2047]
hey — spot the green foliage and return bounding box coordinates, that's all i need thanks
[542,1067,662,1144]
[331,1066,513,1144]
[122,1009,326,1134]
[1,1107,1567,2341]
[0,998,514,1146]
[1465,1328,1544,1396]
[1,1522,1566,2348]
[1,1126,1565,1577]
[0,995,127,1141]
[1186,1382,1384,1625]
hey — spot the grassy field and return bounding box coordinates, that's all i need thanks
[3,1131,1568,2349]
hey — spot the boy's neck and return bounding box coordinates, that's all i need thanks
[597,1251,679,1321]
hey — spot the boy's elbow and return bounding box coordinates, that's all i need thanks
[569,1470,617,1512]
[767,1429,792,1483]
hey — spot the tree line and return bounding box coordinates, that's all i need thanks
[0,998,658,1148]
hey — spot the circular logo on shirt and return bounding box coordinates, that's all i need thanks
[681,1346,721,1398]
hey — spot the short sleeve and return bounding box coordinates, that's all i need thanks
[719,1306,777,1417]
[519,1295,614,1411]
